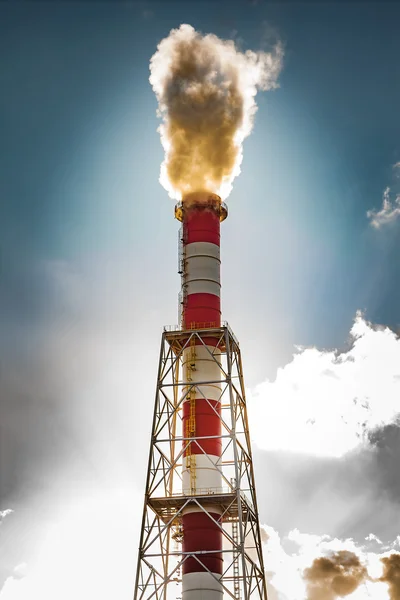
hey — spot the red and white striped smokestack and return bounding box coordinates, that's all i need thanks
[176,191,227,329]
[175,191,227,600]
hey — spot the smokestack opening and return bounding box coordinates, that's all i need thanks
[175,191,228,222]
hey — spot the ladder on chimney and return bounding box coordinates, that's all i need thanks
[185,336,197,494]
[232,520,241,600]
[178,225,187,328]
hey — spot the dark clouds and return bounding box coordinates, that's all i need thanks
[0,261,155,500]
[254,420,400,544]
[367,421,400,499]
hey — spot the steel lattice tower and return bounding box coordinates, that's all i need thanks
[134,192,268,600]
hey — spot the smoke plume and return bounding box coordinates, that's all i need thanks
[380,554,400,600]
[149,24,283,200]
[303,551,368,600]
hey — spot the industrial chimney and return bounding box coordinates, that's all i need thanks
[133,192,268,600]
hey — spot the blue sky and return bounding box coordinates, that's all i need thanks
[1,2,400,599]
[1,1,399,366]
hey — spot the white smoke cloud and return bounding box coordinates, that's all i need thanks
[248,312,400,458]
[149,23,283,199]
[367,186,400,228]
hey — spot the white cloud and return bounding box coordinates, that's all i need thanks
[366,534,383,545]
[10,565,27,580]
[367,186,400,228]
[393,162,400,173]
[248,312,400,457]
[0,509,13,521]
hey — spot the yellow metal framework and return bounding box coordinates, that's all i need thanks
[189,321,216,330]
[185,336,197,494]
